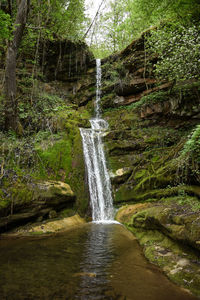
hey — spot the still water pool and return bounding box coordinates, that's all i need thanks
[0,223,197,300]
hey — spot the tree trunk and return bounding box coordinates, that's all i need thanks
[4,0,30,132]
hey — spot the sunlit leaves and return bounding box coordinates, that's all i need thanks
[89,0,200,57]
[147,23,200,81]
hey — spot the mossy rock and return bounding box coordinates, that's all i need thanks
[129,200,200,251]
[115,203,151,223]
[110,167,133,184]
[33,180,75,201]
[6,214,86,236]
[0,180,76,233]
[116,202,200,297]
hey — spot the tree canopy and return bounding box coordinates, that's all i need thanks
[88,0,200,57]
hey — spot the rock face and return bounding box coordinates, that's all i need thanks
[96,34,200,206]
[0,180,75,232]
[120,202,200,252]
[33,180,75,204]
[115,202,200,297]
[40,39,95,82]
[71,32,199,209]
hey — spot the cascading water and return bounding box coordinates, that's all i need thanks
[80,59,114,222]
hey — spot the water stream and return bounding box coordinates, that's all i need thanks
[80,59,114,222]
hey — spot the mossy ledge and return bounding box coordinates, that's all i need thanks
[115,201,200,297]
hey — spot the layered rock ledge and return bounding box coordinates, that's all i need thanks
[116,202,200,297]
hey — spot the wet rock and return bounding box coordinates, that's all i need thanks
[73,272,96,278]
[115,78,156,97]
[115,203,151,223]
[116,201,200,252]
[140,101,171,118]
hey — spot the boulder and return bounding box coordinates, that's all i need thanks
[6,214,86,236]
[129,203,200,251]
[0,180,75,232]
[32,180,75,205]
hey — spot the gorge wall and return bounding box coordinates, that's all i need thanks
[73,32,200,296]
[74,32,200,207]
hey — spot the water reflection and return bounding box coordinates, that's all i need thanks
[0,224,198,300]
[75,224,117,299]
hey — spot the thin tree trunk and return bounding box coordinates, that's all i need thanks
[4,0,30,132]
[83,0,105,39]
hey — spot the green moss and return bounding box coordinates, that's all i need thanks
[101,93,115,108]
[134,169,147,179]
[29,231,48,235]
[59,208,76,218]
[0,182,34,214]
[114,184,197,204]
[103,108,138,130]
[10,183,34,204]
[139,90,170,106]
[67,130,89,215]
[36,137,72,180]
[151,155,160,163]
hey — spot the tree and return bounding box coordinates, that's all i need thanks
[4,0,30,132]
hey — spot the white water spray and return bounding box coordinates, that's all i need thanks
[80,59,114,222]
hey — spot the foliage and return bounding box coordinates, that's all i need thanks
[1,1,87,64]
[88,0,131,56]
[0,9,11,40]
[136,91,170,106]
[88,0,200,58]
[0,9,12,62]
[181,125,200,162]
[178,125,200,183]
[147,23,200,81]
[28,0,86,40]
[125,0,200,35]
[17,89,67,132]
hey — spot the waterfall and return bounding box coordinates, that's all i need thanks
[80,59,114,222]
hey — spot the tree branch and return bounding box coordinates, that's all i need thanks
[83,0,105,39]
